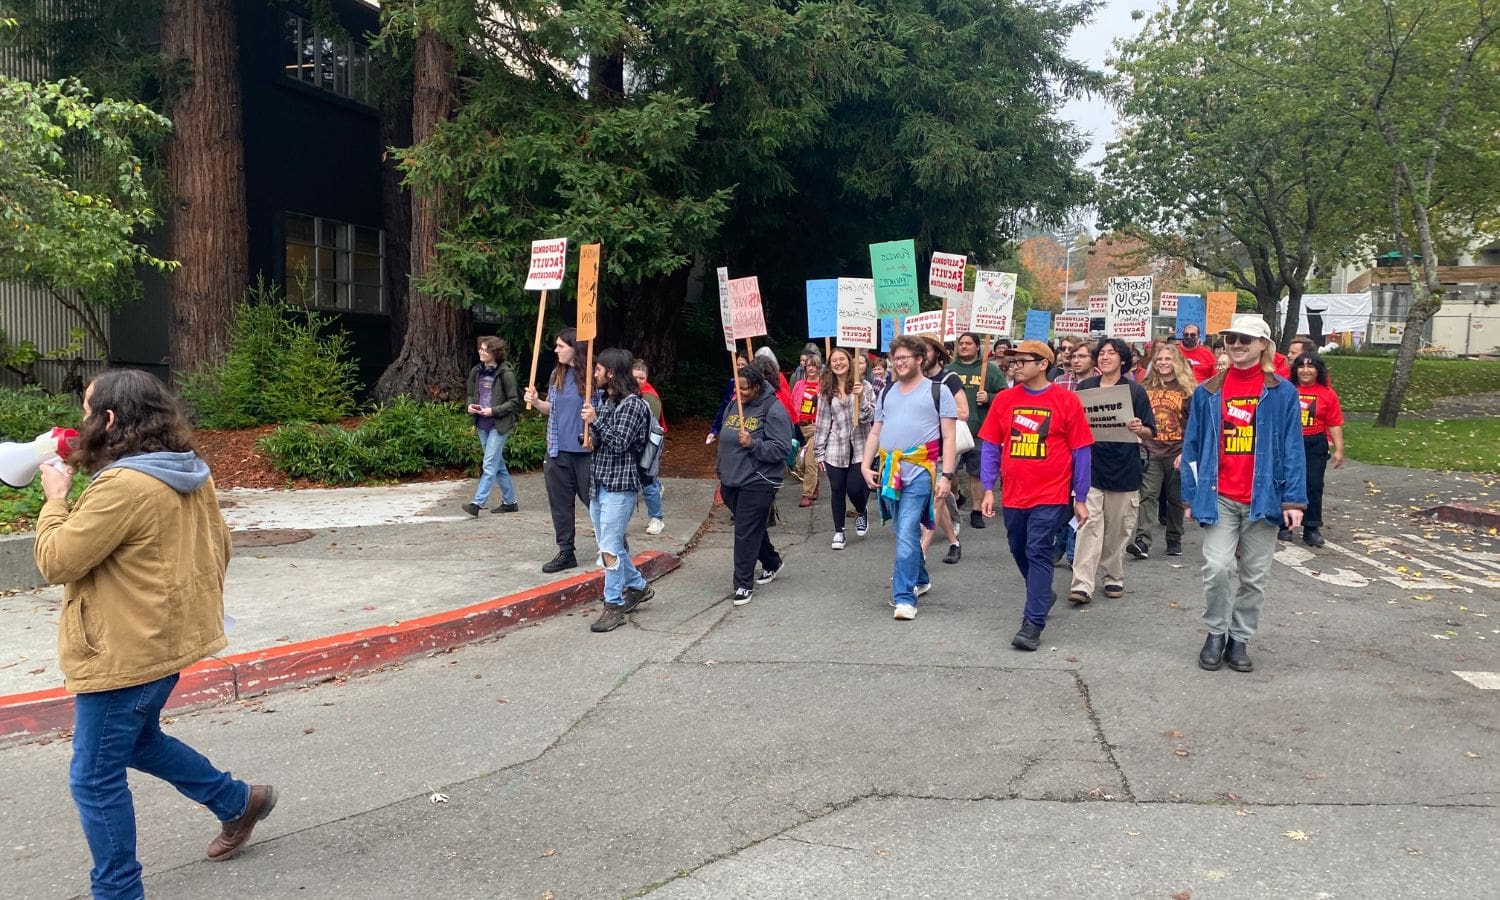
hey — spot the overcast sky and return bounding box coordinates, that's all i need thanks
[1060,1,1153,176]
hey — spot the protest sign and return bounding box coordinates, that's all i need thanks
[870,239,920,317]
[1207,291,1238,333]
[576,243,600,341]
[524,238,568,290]
[728,276,767,339]
[1088,294,1108,316]
[880,318,896,352]
[928,251,967,300]
[902,310,944,337]
[806,279,838,338]
[1023,310,1052,342]
[971,270,1017,336]
[1107,275,1153,340]
[1076,384,1139,443]
[1055,312,1090,334]
[1158,292,1182,316]
[836,277,878,348]
[716,267,735,351]
[1175,294,1207,338]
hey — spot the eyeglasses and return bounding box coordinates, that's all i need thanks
[1222,333,1258,346]
[1011,356,1045,365]
[890,354,918,363]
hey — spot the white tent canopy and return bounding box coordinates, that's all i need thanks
[1278,293,1371,337]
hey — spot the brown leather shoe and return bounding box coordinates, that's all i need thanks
[206,784,277,861]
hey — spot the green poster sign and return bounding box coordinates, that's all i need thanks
[869,239,920,318]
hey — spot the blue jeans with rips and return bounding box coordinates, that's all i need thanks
[1003,504,1068,627]
[71,673,250,899]
[473,427,517,507]
[590,489,648,605]
[888,470,933,608]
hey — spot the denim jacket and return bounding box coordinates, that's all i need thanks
[1180,369,1308,526]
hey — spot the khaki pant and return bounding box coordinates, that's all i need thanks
[1070,488,1140,597]
[797,423,819,499]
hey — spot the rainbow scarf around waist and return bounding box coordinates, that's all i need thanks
[877,439,940,527]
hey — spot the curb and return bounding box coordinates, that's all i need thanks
[1421,503,1500,530]
[0,550,680,744]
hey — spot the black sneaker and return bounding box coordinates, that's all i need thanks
[462,502,481,517]
[495,502,519,513]
[541,551,578,574]
[955,491,967,509]
[755,563,782,585]
[1012,620,1042,651]
[1103,583,1124,599]
[1303,527,1325,548]
[590,605,627,633]
[969,509,986,529]
[1165,539,1182,556]
[1277,527,1295,542]
[1127,536,1148,559]
[943,543,962,564]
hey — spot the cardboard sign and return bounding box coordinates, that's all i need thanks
[575,243,601,341]
[716,267,735,351]
[929,251,967,300]
[1207,291,1238,333]
[870,239,920,317]
[805,279,839,339]
[1023,310,1052,342]
[1088,294,1109,316]
[524,237,568,290]
[902,310,944,337]
[880,318,897,352]
[971,270,1017,336]
[728,276,767,339]
[1055,312,1091,334]
[945,291,974,341]
[1175,294,1207,339]
[836,277,878,349]
[1158,292,1182,316]
[1077,383,1139,444]
[1107,275,1153,340]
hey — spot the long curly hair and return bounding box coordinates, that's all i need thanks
[595,348,639,401]
[73,369,196,475]
[1142,343,1197,392]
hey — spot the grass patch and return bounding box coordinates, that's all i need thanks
[1325,357,1500,412]
[1342,418,1500,472]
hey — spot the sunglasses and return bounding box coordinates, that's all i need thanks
[1222,333,1259,346]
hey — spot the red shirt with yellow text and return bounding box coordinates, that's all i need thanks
[1218,365,1263,504]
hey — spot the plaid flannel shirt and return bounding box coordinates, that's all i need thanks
[587,393,651,494]
[813,390,875,469]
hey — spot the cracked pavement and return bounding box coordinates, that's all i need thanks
[2,461,1498,898]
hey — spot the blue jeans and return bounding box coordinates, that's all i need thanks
[71,673,249,900]
[641,477,663,519]
[590,489,647,605]
[1003,504,1068,627]
[888,470,933,608]
[473,428,517,506]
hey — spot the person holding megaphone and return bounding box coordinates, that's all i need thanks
[33,369,276,898]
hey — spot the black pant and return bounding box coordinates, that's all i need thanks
[722,482,780,590]
[1304,432,1329,528]
[544,451,592,553]
[825,464,870,532]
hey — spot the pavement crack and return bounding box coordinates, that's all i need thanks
[1069,669,1136,803]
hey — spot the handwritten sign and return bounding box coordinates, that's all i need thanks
[1088,294,1109,316]
[902,310,944,337]
[728,276,767,339]
[971,270,1017,336]
[1107,275,1153,340]
[1207,291,1238,333]
[524,237,567,291]
[1023,310,1052,342]
[837,277,878,349]
[716,266,735,351]
[929,251,967,300]
[1055,312,1091,334]
[1175,294,1207,338]
[870,239,920,317]
[1158,292,1182,316]
[575,243,600,341]
[806,279,838,338]
[880,318,897,352]
[945,291,974,341]
[1076,384,1139,444]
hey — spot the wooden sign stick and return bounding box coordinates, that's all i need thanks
[824,337,831,361]
[940,297,950,345]
[525,290,549,409]
[581,340,594,450]
[732,351,745,423]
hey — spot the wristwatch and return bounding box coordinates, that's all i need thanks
[940,472,954,479]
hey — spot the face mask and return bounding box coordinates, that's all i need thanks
[1182,334,1199,348]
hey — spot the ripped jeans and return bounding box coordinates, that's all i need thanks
[589,488,647,605]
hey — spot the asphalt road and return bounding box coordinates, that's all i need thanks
[2,460,1497,898]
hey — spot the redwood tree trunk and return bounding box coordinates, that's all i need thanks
[614,267,691,375]
[379,60,414,359]
[376,27,466,402]
[162,0,248,376]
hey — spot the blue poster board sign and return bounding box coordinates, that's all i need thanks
[1023,310,1052,342]
[1175,294,1206,338]
[805,279,838,339]
[880,318,898,352]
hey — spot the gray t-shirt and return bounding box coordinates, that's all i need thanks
[875,377,956,485]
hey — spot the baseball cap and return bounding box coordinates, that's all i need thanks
[1222,315,1272,341]
[1007,339,1055,365]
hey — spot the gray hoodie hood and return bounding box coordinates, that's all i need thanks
[103,450,212,493]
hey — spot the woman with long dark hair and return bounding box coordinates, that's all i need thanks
[524,328,593,573]
[717,362,794,606]
[464,335,521,515]
[581,348,655,632]
[1288,352,1344,547]
[813,346,874,549]
[35,369,275,897]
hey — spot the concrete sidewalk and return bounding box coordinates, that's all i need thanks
[0,474,716,739]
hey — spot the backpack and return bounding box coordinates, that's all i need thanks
[637,399,666,479]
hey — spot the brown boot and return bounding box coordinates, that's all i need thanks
[206,784,278,861]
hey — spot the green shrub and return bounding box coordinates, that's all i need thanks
[0,470,90,535]
[0,386,82,441]
[180,280,360,429]
[257,401,549,485]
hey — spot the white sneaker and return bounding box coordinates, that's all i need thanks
[755,564,782,585]
[893,604,917,620]
[913,582,931,597]
[831,532,846,550]
[732,588,753,606]
[646,517,665,535]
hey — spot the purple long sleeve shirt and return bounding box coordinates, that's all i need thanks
[980,385,1092,503]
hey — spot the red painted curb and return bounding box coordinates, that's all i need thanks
[1422,503,1500,530]
[0,550,679,743]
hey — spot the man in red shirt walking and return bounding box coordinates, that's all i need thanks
[1178,324,1217,385]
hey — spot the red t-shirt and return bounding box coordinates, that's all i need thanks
[1273,352,1290,379]
[1218,365,1263,504]
[791,379,819,426]
[978,383,1094,509]
[1179,344,1217,384]
[1298,383,1344,436]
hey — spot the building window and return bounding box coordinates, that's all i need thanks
[283,14,371,105]
[285,213,384,313]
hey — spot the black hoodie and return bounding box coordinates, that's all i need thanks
[716,387,794,488]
